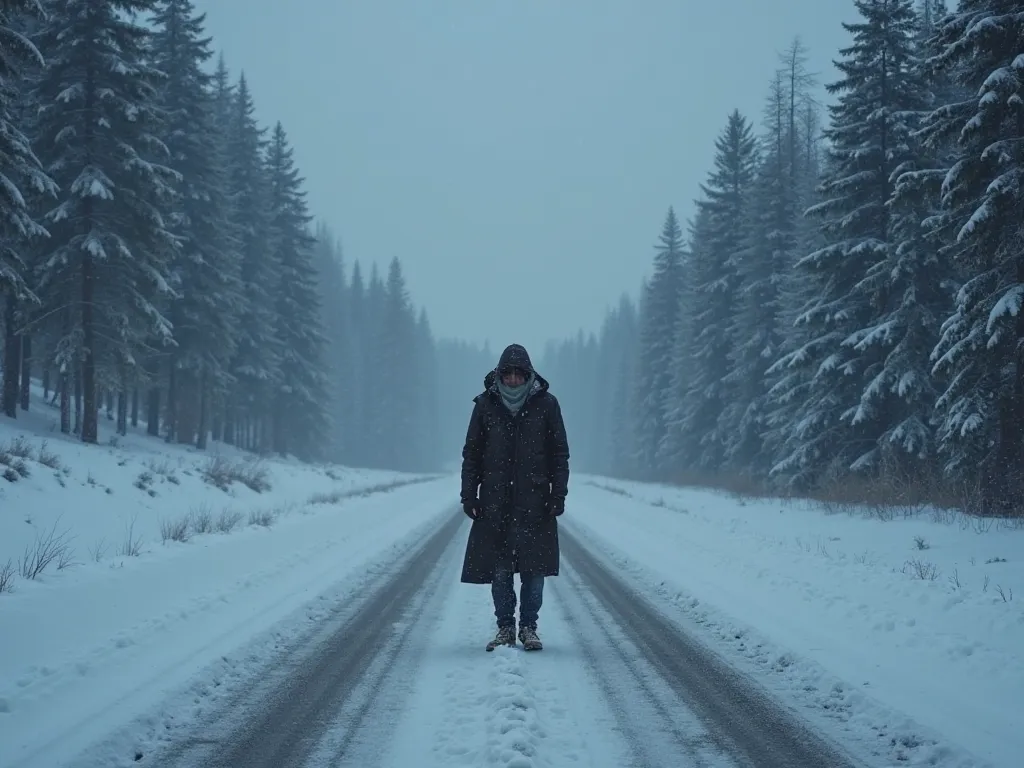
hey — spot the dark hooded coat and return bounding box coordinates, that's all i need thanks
[460,344,570,583]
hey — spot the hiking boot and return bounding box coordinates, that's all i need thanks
[486,624,516,651]
[518,624,543,651]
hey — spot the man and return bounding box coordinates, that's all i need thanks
[460,343,570,652]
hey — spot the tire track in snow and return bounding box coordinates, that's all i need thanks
[155,507,463,768]
[560,528,865,768]
[550,560,735,767]
[335,520,638,768]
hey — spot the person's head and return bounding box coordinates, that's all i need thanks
[495,344,533,388]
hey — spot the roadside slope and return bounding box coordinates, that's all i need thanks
[0,476,458,768]
[564,477,1022,768]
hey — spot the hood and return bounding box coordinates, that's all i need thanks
[497,343,534,374]
[481,344,549,397]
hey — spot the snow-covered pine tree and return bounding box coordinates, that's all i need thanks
[607,293,639,476]
[750,60,824,483]
[769,0,923,487]
[922,0,1024,512]
[726,73,796,475]
[677,110,757,471]
[223,72,279,451]
[414,307,439,471]
[312,221,348,462]
[631,207,686,477]
[32,0,179,444]
[0,0,54,419]
[150,0,242,447]
[378,257,417,470]
[362,262,387,467]
[345,259,367,466]
[266,121,329,460]
[853,0,958,480]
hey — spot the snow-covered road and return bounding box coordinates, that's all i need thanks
[71,512,857,768]
[3,469,1014,768]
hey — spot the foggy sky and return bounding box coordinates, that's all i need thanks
[192,0,854,357]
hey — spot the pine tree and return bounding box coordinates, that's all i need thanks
[312,222,348,462]
[150,0,241,447]
[0,0,54,419]
[631,207,686,476]
[770,0,923,486]
[362,262,387,467]
[677,110,757,470]
[379,257,417,470]
[922,0,1024,511]
[346,259,367,465]
[266,121,328,459]
[751,62,823,481]
[223,72,279,450]
[414,307,439,471]
[32,0,179,444]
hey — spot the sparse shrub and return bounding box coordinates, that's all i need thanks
[89,539,109,562]
[238,460,270,493]
[134,470,153,491]
[37,441,61,469]
[913,536,929,550]
[0,559,14,593]
[202,455,271,493]
[189,505,214,535]
[902,558,939,581]
[56,547,77,570]
[19,520,75,580]
[202,455,233,491]
[147,458,172,476]
[86,472,97,486]
[216,509,244,533]
[6,436,33,459]
[160,515,190,543]
[248,508,275,527]
[309,489,342,505]
[119,515,143,557]
[3,467,18,482]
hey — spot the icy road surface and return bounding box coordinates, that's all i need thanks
[79,519,856,768]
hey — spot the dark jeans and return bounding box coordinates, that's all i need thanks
[492,566,544,629]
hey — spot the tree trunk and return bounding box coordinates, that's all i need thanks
[73,364,82,435]
[131,387,139,427]
[147,385,160,436]
[60,370,70,433]
[117,387,128,436]
[81,249,98,443]
[196,371,208,449]
[177,372,200,445]
[19,333,30,410]
[2,294,20,418]
[43,366,49,400]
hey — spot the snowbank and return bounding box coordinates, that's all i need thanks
[567,477,1024,768]
[0,392,428,595]
[0,464,456,767]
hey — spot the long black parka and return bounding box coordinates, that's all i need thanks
[459,346,570,583]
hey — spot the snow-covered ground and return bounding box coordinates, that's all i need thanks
[4,393,1020,768]
[566,477,1024,768]
[0,392,450,768]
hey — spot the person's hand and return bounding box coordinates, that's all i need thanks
[463,500,481,519]
[547,497,564,516]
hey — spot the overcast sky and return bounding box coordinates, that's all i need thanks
[192,0,855,357]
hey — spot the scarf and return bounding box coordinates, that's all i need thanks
[496,371,535,414]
